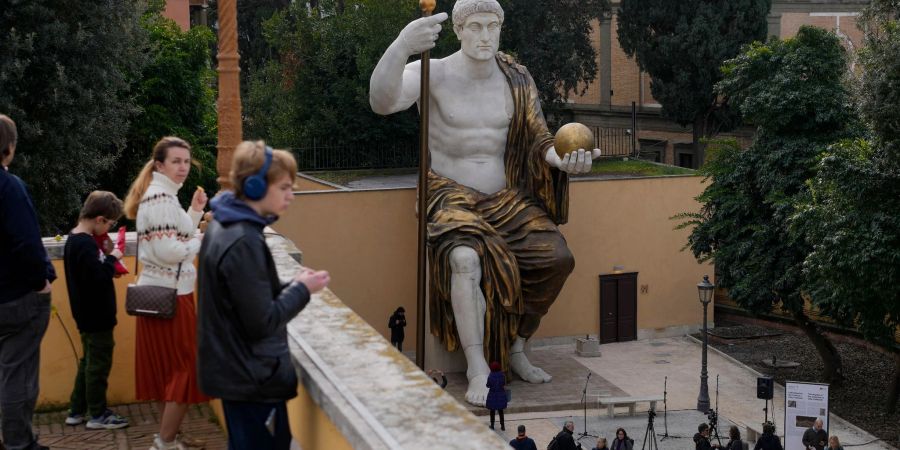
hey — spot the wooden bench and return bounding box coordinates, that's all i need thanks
[597,395,664,418]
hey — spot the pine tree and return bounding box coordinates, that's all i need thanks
[617,0,770,166]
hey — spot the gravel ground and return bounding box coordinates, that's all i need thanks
[702,324,900,448]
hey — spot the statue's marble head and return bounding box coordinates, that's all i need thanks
[452,0,504,61]
[452,0,504,27]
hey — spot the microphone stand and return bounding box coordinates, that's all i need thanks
[577,371,598,441]
[661,376,670,440]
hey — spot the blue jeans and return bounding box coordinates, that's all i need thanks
[0,292,50,450]
[222,400,290,450]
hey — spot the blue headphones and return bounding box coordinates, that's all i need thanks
[242,146,273,200]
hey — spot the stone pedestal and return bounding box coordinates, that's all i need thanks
[576,337,602,357]
[423,291,468,373]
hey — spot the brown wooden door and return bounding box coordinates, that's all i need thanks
[599,273,638,343]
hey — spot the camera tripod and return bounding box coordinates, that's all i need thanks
[641,409,658,450]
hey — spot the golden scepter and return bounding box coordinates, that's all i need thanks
[415,0,436,370]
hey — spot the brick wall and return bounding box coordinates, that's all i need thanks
[780,13,864,50]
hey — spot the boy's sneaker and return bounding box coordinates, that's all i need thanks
[64,413,85,426]
[85,409,129,430]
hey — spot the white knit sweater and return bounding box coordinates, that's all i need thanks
[135,172,203,295]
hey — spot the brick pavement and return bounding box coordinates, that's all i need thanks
[32,403,226,450]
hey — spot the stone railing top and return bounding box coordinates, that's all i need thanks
[43,232,139,260]
[43,230,303,264]
[266,231,510,450]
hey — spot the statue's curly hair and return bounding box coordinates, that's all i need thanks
[452,0,504,27]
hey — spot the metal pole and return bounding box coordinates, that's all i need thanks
[415,0,435,370]
[697,299,711,411]
[631,101,637,158]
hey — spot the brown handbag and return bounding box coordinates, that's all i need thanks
[125,241,182,319]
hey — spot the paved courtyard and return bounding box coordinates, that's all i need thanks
[32,403,226,450]
[442,336,895,450]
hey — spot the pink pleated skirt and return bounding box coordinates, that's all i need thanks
[135,293,210,403]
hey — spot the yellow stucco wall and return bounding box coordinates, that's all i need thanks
[294,174,340,192]
[287,385,354,450]
[208,390,354,450]
[276,176,711,352]
[39,257,140,407]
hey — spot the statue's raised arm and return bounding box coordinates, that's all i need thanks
[369,13,448,115]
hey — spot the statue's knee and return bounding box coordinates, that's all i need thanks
[556,245,575,275]
[449,246,480,273]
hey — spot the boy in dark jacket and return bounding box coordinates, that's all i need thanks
[198,141,330,450]
[63,191,129,429]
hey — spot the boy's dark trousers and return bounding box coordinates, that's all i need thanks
[69,330,114,418]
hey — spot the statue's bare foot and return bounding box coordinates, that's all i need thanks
[465,373,489,406]
[511,351,552,383]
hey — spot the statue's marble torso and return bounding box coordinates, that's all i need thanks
[426,53,514,195]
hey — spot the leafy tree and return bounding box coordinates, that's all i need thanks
[617,0,770,166]
[796,0,900,411]
[497,0,609,110]
[0,0,147,233]
[99,3,220,208]
[205,0,291,100]
[244,0,422,153]
[797,139,900,410]
[680,27,859,384]
[245,0,609,155]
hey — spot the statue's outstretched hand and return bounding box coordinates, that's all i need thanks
[545,147,602,174]
[398,12,448,56]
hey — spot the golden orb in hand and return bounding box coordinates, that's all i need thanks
[420,0,436,13]
[554,123,595,155]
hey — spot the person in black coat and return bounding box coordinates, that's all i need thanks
[802,419,827,450]
[694,423,718,450]
[554,421,582,450]
[754,422,783,450]
[197,143,331,450]
[0,114,56,450]
[388,307,406,351]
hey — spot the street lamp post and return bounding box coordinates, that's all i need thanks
[697,274,715,412]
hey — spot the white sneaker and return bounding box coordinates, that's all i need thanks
[149,434,185,450]
[64,413,84,426]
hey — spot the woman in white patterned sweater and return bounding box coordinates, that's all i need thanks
[124,136,208,450]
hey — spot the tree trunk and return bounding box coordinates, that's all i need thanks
[790,309,843,386]
[886,351,900,413]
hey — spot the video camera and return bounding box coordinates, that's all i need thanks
[707,409,718,427]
